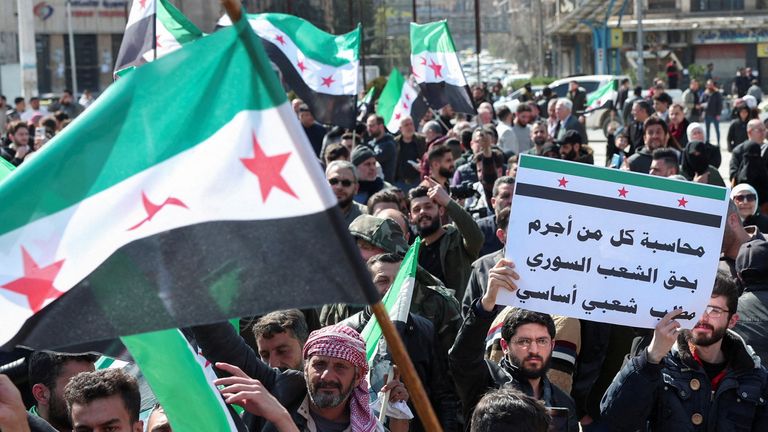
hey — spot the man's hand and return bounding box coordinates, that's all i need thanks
[481,258,519,312]
[425,177,451,207]
[0,375,30,432]
[646,309,683,364]
[214,363,298,432]
[382,366,409,404]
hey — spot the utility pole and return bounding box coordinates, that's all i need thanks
[66,0,78,95]
[537,0,545,76]
[17,0,38,98]
[412,0,417,23]
[474,0,480,83]
[635,0,644,88]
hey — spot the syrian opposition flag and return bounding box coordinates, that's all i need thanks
[378,70,428,134]
[0,17,379,352]
[114,0,203,76]
[586,80,618,112]
[218,13,360,129]
[0,158,13,182]
[410,21,475,115]
[361,238,421,362]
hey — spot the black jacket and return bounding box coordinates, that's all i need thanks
[728,119,750,152]
[449,301,579,431]
[736,283,768,367]
[601,331,768,431]
[627,146,653,173]
[342,310,458,432]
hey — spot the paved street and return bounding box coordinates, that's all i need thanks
[587,121,733,181]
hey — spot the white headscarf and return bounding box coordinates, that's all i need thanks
[731,183,759,216]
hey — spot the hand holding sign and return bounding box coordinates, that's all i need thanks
[646,309,684,364]
[482,259,519,312]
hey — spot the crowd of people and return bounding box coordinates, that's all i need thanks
[2,73,768,432]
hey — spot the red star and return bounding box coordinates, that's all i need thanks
[618,187,628,198]
[411,66,419,79]
[275,34,286,45]
[405,94,411,101]
[321,75,335,87]
[395,113,402,120]
[402,102,408,109]
[420,56,427,66]
[678,197,688,208]
[240,132,297,202]
[557,177,568,188]
[139,0,147,8]
[197,348,212,368]
[2,247,65,313]
[297,61,307,73]
[155,35,162,48]
[428,59,443,78]
[128,192,189,231]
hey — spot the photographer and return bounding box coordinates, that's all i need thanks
[409,179,483,301]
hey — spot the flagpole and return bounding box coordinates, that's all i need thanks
[371,301,443,432]
[220,0,242,23]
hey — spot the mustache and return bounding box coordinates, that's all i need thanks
[525,355,544,362]
[316,381,341,390]
[417,215,433,223]
[694,323,714,331]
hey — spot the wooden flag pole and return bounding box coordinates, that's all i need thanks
[220,0,242,23]
[371,301,443,432]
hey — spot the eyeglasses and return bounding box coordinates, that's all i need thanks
[704,305,729,318]
[328,178,354,187]
[511,337,551,349]
[734,194,756,203]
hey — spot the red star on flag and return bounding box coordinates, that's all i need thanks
[428,59,443,78]
[241,132,297,202]
[557,177,568,188]
[275,34,286,45]
[411,66,419,79]
[155,35,162,48]
[420,56,427,66]
[139,0,147,8]
[402,102,408,109]
[618,187,628,198]
[321,75,335,87]
[405,94,411,101]
[678,197,688,208]
[297,61,307,73]
[1,247,65,313]
[128,192,189,231]
[197,348,212,368]
[395,113,402,120]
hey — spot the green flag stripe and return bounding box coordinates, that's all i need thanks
[519,155,726,200]
[377,69,405,122]
[121,329,236,431]
[0,158,14,182]
[410,21,457,54]
[158,0,203,43]
[256,13,360,65]
[586,80,615,107]
[0,19,286,236]
[362,238,421,361]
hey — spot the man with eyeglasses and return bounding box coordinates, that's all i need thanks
[325,160,367,227]
[449,259,579,431]
[601,272,768,430]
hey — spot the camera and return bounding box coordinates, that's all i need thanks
[449,181,479,200]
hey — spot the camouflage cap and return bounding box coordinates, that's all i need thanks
[348,215,409,256]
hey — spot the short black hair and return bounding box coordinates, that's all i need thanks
[644,115,669,135]
[408,185,430,202]
[496,106,512,122]
[427,144,452,163]
[651,148,678,169]
[28,351,97,390]
[252,309,309,345]
[653,92,673,105]
[492,176,515,198]
[367,252,403,269]
[323,142,350,163]
[460,129,473,147]
[516,103,532,114]
[14,97,24,105]
[501,309,556,342]
[367,189,401,213]
[64,369,140,423]
[633,100,653,116]
[712,271,739,317]
[470,387,550,432]
[367,114,385,125]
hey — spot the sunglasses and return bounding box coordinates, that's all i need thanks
[734,194,756,203]
[328,178,353,187]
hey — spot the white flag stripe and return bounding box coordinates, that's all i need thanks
[410,51,467,87]
[385,83,420,133]
[126,0,155,28]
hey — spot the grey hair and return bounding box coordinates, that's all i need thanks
[556,98,572,111]
[326,160,358,182]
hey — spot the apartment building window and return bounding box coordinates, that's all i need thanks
[648,0,677,10]
[691,0,744,11]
